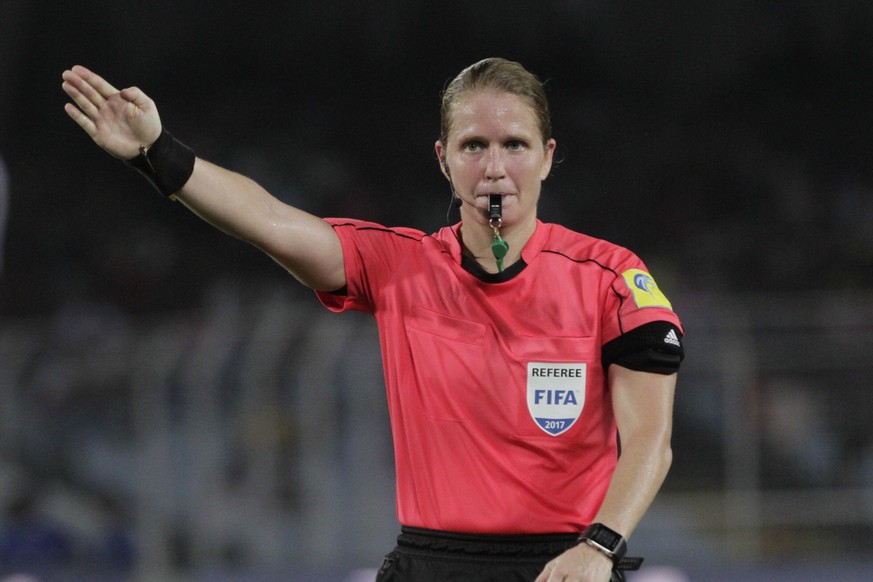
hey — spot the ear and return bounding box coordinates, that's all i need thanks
[435,140,450,180]
[540,138,557,181]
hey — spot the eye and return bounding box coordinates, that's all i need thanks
[463,141,484,152]
[505,140,525,151]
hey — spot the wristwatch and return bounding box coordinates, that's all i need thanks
[579,523,627,563]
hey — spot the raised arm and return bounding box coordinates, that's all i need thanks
[61,65,345,291]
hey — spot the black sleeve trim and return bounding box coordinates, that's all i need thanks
[602,321,685,375]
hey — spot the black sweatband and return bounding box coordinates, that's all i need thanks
[124,128,195,199]
[602,321,684,374]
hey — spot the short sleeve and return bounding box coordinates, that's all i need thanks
[315,218,425,314]
[599,253,685,373]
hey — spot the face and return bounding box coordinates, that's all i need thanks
[436,90,555,229]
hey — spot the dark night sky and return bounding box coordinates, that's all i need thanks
[2,0,873,315]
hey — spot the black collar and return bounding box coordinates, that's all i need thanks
[460,254,527,283]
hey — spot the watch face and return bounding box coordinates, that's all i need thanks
[594,527,621,549]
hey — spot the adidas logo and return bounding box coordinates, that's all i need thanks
[664,329,681,347]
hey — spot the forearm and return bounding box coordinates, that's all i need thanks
[534,433,669,582]
[535,425,672,582]
[175,158,285,246]
[595,367,677,539]
[590,427,672,539]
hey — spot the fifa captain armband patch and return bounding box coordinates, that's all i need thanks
[527,363,586,436]
[621,269,673,310]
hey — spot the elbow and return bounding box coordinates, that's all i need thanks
[661,441,674,479]
[619,427,673,482]
[650,427,673,484]
[639,428,673,482]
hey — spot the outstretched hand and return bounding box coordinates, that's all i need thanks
[62,65,162,160]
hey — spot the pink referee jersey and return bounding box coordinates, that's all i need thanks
[316,218,683,534]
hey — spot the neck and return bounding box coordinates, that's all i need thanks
[458,212,537,274]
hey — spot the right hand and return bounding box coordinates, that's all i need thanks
[62,65,162,160]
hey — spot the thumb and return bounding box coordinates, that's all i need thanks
[118,86,162,146]
[120,86,152,110]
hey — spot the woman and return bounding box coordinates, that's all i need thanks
[62,58,684,582]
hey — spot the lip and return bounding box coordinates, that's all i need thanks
[475,192,515,206]
[471,194,515,221]
[476,192,513,197]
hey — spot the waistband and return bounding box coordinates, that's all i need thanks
[398,526,580,559]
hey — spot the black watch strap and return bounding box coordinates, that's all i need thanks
[615,556,644,571]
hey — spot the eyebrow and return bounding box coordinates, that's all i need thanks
[455,130,535,145]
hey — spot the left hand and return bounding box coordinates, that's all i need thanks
[534,543,614,582]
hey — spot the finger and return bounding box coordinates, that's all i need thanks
[62,69,109,111]
[64,102,97,137]
[545,567,569,582]
[61,80,100,120]
[72,65,120,98]
[534,564,553,582]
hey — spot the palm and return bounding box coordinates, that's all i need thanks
[89,92,156,156]
[62,65,162,159]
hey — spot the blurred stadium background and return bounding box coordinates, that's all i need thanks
[2,1,873,580]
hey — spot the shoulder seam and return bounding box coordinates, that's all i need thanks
[331,222,426,243]
[540,249,618,275]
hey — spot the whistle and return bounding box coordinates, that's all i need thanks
[489,194,503,225]
[488,194,509,272]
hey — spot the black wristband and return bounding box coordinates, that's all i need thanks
[124,129,195,199]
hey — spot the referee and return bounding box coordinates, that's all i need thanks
[62,57,683,582]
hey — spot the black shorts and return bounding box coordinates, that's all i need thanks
[375,526,627,582]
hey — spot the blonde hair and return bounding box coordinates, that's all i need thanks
[439,58,552,146]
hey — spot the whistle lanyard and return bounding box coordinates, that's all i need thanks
[489,194,509,272]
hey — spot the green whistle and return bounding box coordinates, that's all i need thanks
[491,234,509,272]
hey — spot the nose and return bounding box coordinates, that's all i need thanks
[484,147,506,180]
